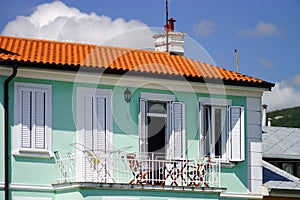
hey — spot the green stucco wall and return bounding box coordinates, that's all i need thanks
[0,76,5,185]
[0,75,249,199]
[0,76,5,199]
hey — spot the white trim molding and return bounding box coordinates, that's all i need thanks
[220,192,263,199]
[141,92,175,101]
[199,97,232,106]
[0,66,267,98]
[14,197,52,200]
[9,183,54,191]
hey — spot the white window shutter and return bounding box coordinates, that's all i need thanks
[96,97,106,152]
[15,83,51,154]
[83,96,95,181]
[96,97,108,182]
[34,91,46,149]
[228,106,245,161]
[21,90,32,148]
[199,102,205,159]
[84,96,94,149]
[171,102,185,159]
[138,98,148,158]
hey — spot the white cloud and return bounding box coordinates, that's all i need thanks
[263,74,300,111]
[258,57,273,68]
[194,19,216,36]
[238,21,282,37]
[1,1,154,48]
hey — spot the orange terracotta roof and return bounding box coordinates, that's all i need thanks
[0,35,274,89]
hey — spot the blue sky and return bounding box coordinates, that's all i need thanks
[1,0,300,111]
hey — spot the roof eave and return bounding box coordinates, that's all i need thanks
[1,59,275,90]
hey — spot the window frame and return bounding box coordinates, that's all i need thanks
[204,105,227,160]
[199,97,232,162]
[13,82,52,158]
[139,92,186,159]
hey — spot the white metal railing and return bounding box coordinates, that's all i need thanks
[55,151,220,188]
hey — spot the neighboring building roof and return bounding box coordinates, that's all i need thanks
[0,35,274,89]
[263,161,300,198]
[263,126,300,160]
[263,161,299,183]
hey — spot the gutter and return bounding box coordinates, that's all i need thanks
[268,188,300,198]
[220,192,263,199]
[4,64,18,200]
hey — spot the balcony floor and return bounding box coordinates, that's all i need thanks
[52,181,225,193]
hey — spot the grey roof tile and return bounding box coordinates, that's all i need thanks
[262,126,300,159]
[264,181,300,190]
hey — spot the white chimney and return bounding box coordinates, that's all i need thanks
[262,104,268,126]
[153,18,186,56]
[267,118,272,127]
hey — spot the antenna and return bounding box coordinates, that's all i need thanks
[166,0,169,52]
[234,49,239,73]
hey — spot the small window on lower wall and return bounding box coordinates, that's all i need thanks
[282,163,294,175]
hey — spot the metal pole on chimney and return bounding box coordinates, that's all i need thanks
[234,49,239,73]
[166,0,169,52]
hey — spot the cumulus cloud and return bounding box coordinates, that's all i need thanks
[238,21,282,37]
[194,19,216,36]
[263,74,300,111]
[1,1,154,48]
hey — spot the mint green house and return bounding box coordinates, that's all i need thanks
[0,34,274,200]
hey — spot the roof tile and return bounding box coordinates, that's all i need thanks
[0,35,274,88]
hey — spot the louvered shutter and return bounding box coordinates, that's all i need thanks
[21,90,32,148]
[171,102,185,159]
[199,102,205,159]
[34,91,46,149]
[83,96,94,181]
[139,98,148,158]
[96,97,106,152]
[96,97,108,182]
[228,106,245,161]
[84,96,94,149]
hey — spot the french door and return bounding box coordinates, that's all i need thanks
[76,87,113,182]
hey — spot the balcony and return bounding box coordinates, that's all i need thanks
[54,147,220,189]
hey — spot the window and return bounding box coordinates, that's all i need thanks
[147,101,168,156]
[203,106,227,159]
[14,82,52,157]
[139,93,185,160]
[282,163,294,175]
[199,98,244,162]
[76,87,113,182]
